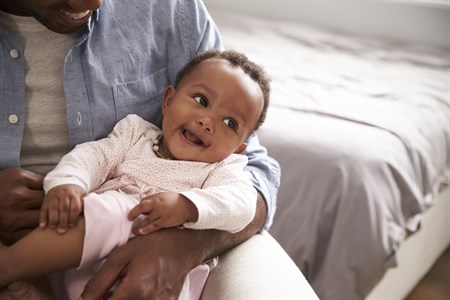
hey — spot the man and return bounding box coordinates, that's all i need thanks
[0,0,280,298]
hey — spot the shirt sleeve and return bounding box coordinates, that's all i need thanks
[184,0,224,56]
[180,154,257,233]
[43,114,147,193]
[244,133,281,231]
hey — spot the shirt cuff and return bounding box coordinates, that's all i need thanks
[247,167,280,231]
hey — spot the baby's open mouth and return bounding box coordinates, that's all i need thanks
[183,130,204,146]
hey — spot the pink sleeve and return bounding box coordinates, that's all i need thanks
[180,154,257,233]
[44,114,151,193]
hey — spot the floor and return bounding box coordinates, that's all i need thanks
[404,245,450,300]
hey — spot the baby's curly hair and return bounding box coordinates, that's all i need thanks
[175,49,271,132]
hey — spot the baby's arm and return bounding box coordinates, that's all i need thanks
[39,184,86,234]
[180,155,257,233]
[128,192,198,235]
[42,115,150,233]
[129,155,256,234]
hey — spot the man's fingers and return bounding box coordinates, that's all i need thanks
[0,209,39,242]
[7,209,40,231]
[0,229,32,245]
[0,210,39,244]
[80,252,126,300]
[21,168,44,191]
[23,190,46,210]
[7,279,54,300]
[0,168,44,244]
[8,281,33,298]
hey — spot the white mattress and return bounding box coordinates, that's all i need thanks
[210,11,450,299]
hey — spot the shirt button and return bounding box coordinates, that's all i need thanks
[8,114,19,124]
[10,49,20,59]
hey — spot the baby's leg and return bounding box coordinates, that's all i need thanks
[0,217,85,286]
[49,191,140,300]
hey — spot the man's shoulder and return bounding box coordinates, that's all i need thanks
[102,0,207,21]
[95,0,213,52]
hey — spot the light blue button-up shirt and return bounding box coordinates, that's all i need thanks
[0,0,279,229]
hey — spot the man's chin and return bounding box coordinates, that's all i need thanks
[40,21,83,34]
[49,25,82,34]
[37,10,91,34]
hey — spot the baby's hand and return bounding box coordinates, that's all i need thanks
[39,184,86,234]
[128,192,198,235]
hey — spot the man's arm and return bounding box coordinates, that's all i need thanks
[243,133,281,230]
[199,192,268,259]
[80,193,267,300]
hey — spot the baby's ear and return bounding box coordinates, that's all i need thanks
[162,85,176,115]
[234,143,247,154]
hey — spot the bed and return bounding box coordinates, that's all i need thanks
[204,1,450,299]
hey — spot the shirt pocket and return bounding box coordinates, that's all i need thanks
[112,68,169,125]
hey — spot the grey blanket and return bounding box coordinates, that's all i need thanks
[211,11,450,299]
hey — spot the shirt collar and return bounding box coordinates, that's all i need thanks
[75,9,99,45]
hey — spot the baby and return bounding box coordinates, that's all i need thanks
[0,49,271,300]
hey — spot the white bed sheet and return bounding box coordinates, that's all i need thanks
[210,11,450,299]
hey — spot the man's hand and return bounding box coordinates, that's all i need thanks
[79,193,267,300]
[128,192,198,235]
[0,279,54,300]
[0,168,44,245]
[79,228,206,300]
[39,184,86,234]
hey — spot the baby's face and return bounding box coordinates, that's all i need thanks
[160,59,263,163]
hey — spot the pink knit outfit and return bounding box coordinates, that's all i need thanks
[44,114,256,299]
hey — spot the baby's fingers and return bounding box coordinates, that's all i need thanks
[56,196,71,234]
[135,216,162,235]
[128,199,154,221]
[68,197,83,228]
[39,203,49,229]
[47,198,60,230]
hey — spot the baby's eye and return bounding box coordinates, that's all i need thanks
[193,96,208,107]
[223,118,238,131]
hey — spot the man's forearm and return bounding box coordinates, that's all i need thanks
[198,192,267,261]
